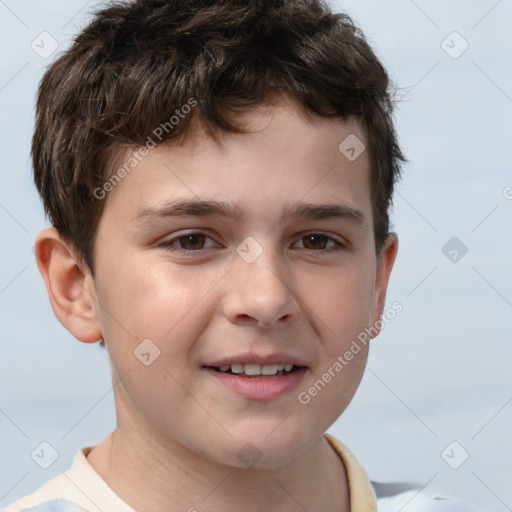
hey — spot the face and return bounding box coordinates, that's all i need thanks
[86,99,397,468]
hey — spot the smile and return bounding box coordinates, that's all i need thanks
[204,364,308,400]
[211,363,297,377]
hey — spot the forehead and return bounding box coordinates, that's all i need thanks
[100,100,372,228]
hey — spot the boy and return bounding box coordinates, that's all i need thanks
[4,0,463,510]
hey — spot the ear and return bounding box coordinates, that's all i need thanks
[370,232,399,338]
[34,227,102,344]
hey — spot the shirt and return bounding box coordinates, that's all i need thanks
[2,433,473,512]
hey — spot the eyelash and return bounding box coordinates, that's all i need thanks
[159,231,346,256]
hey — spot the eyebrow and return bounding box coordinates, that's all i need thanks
[133,198,365,227]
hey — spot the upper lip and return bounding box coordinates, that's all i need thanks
[205,352,308,367]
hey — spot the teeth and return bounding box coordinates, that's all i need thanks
[244,363,262,375]
[230,364,244,374]
[261,364,278,375]
[216,363,296,375]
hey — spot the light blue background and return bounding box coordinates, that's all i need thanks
[1,0,511,510]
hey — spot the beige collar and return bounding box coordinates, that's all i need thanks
[324,433,378,511]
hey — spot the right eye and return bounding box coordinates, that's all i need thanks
[160,232,219,255]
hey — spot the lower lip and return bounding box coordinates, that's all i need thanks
[204,367,308,400]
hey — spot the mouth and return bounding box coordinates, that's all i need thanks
[203,363,308,400]
[205,363,303,379]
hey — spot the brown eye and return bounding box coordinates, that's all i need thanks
[293,233,345,253]
[177,234,206,250]
[161,232,217,254]
[301,234,330,249]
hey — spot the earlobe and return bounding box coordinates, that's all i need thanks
[370,233,399,338]
[35,227,102,344]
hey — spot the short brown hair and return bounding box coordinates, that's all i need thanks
[33,0,405,276]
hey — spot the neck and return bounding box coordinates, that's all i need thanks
[86,424,350,512]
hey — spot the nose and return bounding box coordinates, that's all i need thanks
[222,244,300,329]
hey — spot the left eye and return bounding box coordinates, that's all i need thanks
[293,233,343,251]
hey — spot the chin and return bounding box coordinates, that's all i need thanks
[217,427,314,470]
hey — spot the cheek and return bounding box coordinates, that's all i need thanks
[302,262,376,345]
[96,258,221,368]
[295,262,373,415]
[100,259,186,327]
[94,259,210,419]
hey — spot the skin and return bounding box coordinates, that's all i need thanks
[35,97,398,512]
